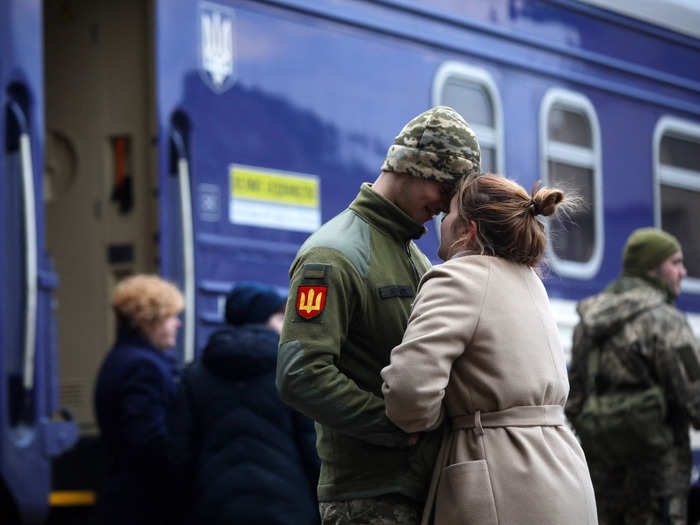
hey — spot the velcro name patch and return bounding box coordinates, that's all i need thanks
[378,285,414,299]
[302,263,330,280]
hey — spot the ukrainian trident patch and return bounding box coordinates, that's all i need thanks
[296,285,327,319]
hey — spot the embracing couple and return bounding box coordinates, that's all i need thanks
[276,106,598,525]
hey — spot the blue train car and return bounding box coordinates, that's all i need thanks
[1,0,699,522]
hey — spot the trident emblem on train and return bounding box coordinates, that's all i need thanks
[199,2,236,94]
[296,286,328,319]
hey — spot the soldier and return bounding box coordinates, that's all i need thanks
[566,227,700,525]
[276,106,480,525]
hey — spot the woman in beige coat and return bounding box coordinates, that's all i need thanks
[381,174,597,525]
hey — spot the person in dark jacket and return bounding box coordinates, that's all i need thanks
[94,274,184,525]
[169,281,320,525]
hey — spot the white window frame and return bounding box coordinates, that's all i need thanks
[540,88,603,279]
[431,62,504,242]
[653,116,700,294]
[432,61,505,175]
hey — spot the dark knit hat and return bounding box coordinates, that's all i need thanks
[622,227,681,276]
[381,106,481,185]
[225,282,286,325]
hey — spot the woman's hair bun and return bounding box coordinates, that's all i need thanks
[531,187,564,217]
[455,174,580,267]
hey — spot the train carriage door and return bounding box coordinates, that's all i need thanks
[1,1,76,523]
[154,0,214,365]
[42,0,158,510]
[154,0,327,362]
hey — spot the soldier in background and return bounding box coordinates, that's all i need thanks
[276,106,480,525]
[566,227,700,525]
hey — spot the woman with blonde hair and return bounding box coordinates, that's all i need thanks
[381,174,597,525]
[94,274,184,525]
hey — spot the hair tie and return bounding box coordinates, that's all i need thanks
[529,199,539,215]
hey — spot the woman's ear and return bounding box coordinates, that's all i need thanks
[451,219,476,251]
[460,220,477,246]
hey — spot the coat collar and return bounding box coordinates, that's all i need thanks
[116,331,178,367]
[608,273,675,303]
[117,331,159,352]
[349,183,426,242]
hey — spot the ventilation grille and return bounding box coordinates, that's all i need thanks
[59,379,88,413]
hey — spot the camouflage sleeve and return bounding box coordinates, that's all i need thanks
[653,312,700,429]
[565,322,589,421]
[276,248,410,448]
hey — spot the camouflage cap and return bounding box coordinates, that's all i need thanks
[623,227,681,276]
[381,106,480,185]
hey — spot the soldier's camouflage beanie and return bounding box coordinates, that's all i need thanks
[381,106,481,185]
[622,227,681,276]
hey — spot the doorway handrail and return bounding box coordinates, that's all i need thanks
[170,129,195,365]
[8,101,38,391]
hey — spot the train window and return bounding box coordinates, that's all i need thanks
[654,117,700,292]
[548,108,592,148]
[540,88,603,279]
[660,135,700,173]
[433,61,504,175]
[442,80,494,127]
[431,62,504,240]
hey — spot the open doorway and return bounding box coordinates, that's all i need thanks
[43,0,158,437]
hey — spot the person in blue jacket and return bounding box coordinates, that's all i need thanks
[94,274,184,525]
[168,281,321,525]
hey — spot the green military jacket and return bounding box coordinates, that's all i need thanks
[566,275,700,495]
[277,183,442,502]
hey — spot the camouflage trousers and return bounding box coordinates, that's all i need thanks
[589,459,688,525]
[319,493,421,525]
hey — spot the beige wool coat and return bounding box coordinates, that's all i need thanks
[381,255,597,525]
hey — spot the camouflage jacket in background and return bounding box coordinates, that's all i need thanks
[566,275,700,493]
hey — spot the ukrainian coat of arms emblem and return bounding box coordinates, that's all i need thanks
[199,2,236,93]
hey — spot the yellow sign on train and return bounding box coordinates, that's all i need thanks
[229,165,321,232]
[231,166,319,207]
